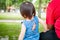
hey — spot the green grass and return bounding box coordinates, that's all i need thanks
[0,22,21,40]
[0,22,21,36]
[0,13,46,20]
[0,13,23,20]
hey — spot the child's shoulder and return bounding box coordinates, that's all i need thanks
[34,16,39,23]
[33,16,38,19]
[34,16,38,20]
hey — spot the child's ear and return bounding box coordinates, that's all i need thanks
[24,15,27,18]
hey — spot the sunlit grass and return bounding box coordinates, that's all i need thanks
[0,12,46,20]
[0,22,21,40]
[0,22,21,36]
[0,13,23,20]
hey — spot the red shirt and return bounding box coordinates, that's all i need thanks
[46,0,60,38]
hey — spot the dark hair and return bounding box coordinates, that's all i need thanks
[20,2,36,19]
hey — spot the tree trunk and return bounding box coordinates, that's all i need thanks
[38,0,42,18]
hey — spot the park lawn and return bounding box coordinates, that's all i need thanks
[0,22,44,40]
[0,22,21,40]
[0,13,46,20]
[0,22,21,36]
[0,13,23,20]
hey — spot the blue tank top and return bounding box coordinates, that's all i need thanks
[23,16,40,40]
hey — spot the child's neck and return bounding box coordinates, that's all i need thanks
[26,16,34,21]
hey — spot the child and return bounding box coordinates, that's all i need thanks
[18,2,47,40]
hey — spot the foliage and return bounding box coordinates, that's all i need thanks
[0,0,50,10]
[0,0,6,10]
[34,0,39,11]
[42,0,50,6]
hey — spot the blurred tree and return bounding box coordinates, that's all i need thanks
[0,0,50,12]
[38,0,42,18]
[6,0,12,6]
[42,0,50,7]
[38,0,50,18]
[0,0,6,11]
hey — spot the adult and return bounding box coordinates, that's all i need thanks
[40,0,60,40]
[46,0,60,39]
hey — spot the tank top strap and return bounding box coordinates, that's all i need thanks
[34,16,39,24]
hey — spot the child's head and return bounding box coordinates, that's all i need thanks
[20,2,36,19]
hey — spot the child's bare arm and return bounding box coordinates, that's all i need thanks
[38,17,48,32]
[18,23,26,40]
